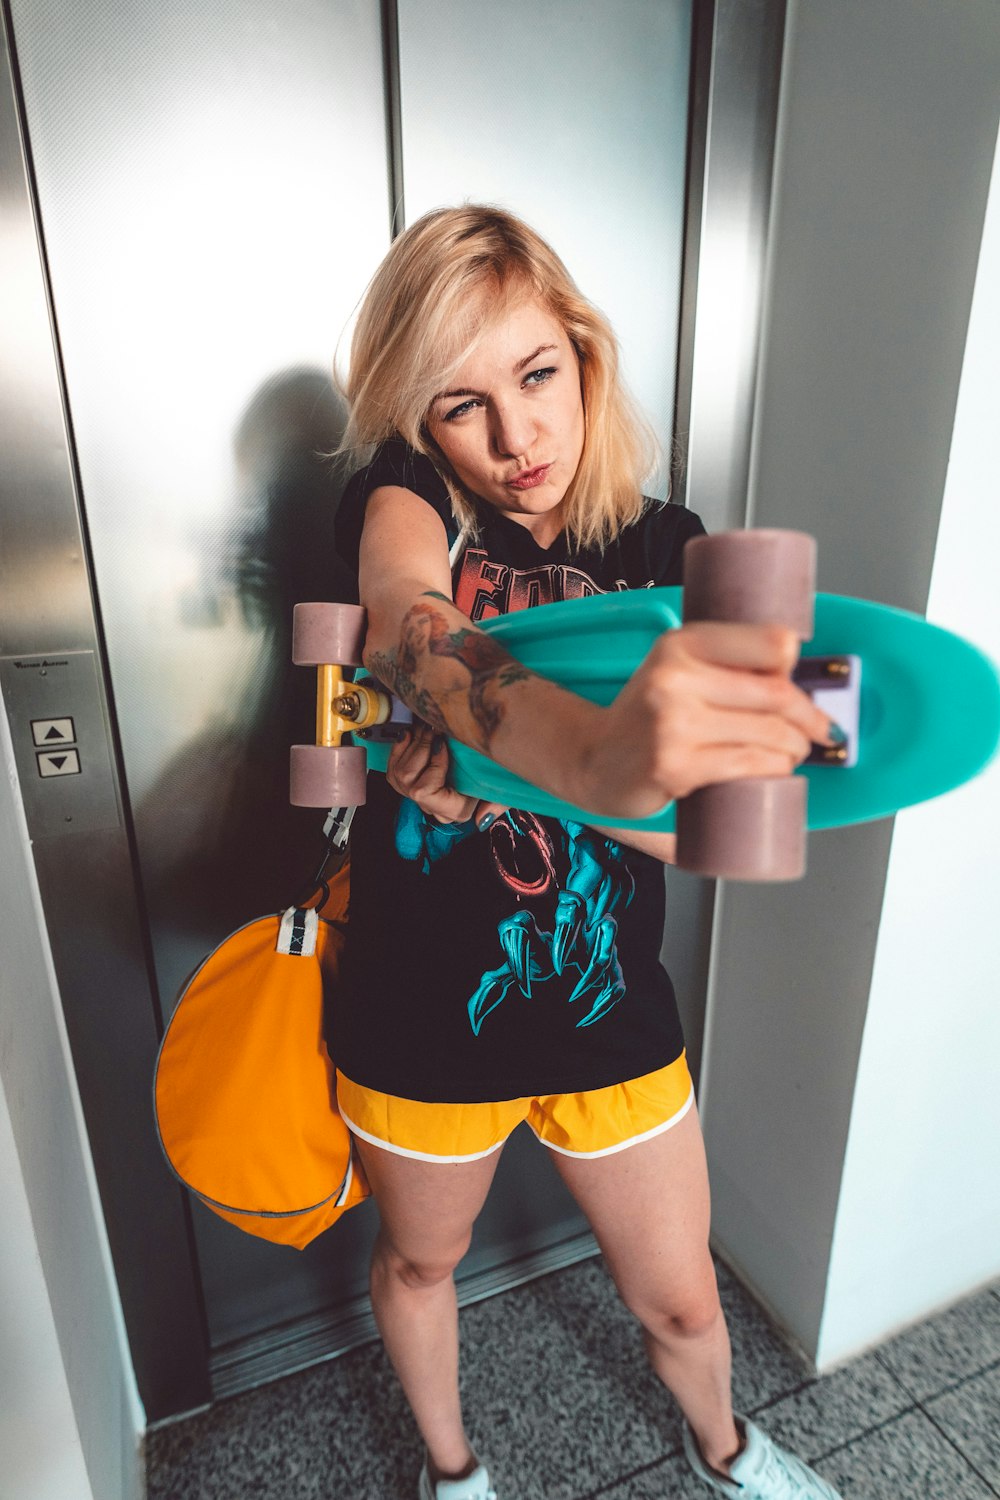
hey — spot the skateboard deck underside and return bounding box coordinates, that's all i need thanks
[358,588,1000,835]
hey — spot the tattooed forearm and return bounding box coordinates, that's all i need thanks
[365,593,535,753]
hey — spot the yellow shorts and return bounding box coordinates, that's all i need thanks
[336,1051,694,1163]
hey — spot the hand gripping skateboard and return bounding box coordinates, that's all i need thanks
[289,529,1000,881]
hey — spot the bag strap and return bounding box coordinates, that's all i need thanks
[292,804,357,912]
[322,804,356,853]
[276,905,320,957]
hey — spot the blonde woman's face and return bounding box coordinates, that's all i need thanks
[425,300,585,545]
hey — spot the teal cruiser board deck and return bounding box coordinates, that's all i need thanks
[357,587,1000,834]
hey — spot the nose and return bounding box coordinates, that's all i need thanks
[489,398,536,460]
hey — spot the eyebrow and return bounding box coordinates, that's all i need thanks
[432,344,559,405]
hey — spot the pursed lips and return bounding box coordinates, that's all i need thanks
[506,462,552,489]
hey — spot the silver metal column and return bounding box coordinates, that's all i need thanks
[0,10,210,1419]
[2,0,391,1416]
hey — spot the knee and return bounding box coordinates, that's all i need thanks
[628,1272,723,1342]
[373,1232,470,1292]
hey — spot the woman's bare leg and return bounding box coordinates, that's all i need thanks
[354,1136,503,1481]
[550,1100,742,1475]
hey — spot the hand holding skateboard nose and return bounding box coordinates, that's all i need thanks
[581,619,833,818]
[585,530,829,878]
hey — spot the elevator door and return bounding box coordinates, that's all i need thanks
[6,0,694,1413]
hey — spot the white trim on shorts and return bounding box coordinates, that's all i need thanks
[338,1082,695,1166]
[527,1082,695,1160]
[337,1105,507,1164]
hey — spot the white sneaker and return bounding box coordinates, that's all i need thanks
[683,1415,843,1498]
[417,1456,497,1500]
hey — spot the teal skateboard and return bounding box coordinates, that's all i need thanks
[290,532,999,879]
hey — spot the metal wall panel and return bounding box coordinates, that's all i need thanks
[396,0,693,481]
[1,11,209,1421]
[7,0,390,1364]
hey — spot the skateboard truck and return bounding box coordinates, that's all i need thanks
[290,602,411,808]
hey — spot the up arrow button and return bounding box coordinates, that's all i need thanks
[31,717,76,747]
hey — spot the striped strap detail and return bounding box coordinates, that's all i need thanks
[276,906,319,957]
[322,804,356,852]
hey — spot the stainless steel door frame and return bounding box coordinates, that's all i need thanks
[666,0,787,1086]
[674,0,788,533]
[0,9,210,1421]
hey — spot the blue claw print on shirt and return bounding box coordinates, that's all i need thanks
[393,799,636,1038]
[467,818,634,1034]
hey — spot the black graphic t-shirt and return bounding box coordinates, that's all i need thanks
[328,438,707,1102]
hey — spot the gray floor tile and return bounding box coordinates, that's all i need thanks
[592,1449,709,1499]
[749,1353,913,1463]
[146,1265,1000,1500]
[145,1364,361,1499]
[817,1408,996,1499]
[454,1259,683,1500]
[926,1360,1000,1489]
[875,1285,1000,1400]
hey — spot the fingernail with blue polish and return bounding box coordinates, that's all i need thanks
[827,722,847,746]
[477,813,496,833]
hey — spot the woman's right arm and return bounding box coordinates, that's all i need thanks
[358,486,836,822]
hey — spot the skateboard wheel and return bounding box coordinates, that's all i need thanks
[676,777,807,881]
[290,744,367,807]
[680,529,816,880]
[292,602,367,667]
[683,530,816,639]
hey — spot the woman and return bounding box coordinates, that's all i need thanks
[331,205,842,1500]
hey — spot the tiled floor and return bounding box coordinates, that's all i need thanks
[145,1257,1000,1499]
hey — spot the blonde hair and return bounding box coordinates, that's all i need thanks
[340,205,658,553]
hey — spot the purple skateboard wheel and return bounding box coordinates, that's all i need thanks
[677,530,816,881]
[290,744,368,807]
[677,777,807,881]
[292,602,367,667]
[683,530,815,639]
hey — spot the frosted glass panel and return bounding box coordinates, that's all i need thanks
[398,0,692,481]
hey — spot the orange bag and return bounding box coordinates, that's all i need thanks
[153,860,369,1249]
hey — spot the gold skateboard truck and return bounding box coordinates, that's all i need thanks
[289,602,411,807]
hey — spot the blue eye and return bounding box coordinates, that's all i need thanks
[443,397,481,422]
[524,366,557,387]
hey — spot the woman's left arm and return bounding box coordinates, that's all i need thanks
[587,825,677,864]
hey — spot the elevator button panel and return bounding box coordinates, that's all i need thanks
[0,651,121,837]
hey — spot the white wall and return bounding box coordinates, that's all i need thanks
[0,1073,92,1500]
[699,0,1000,1361]
[0,702,145,1500]
[817,124,1000,1367]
